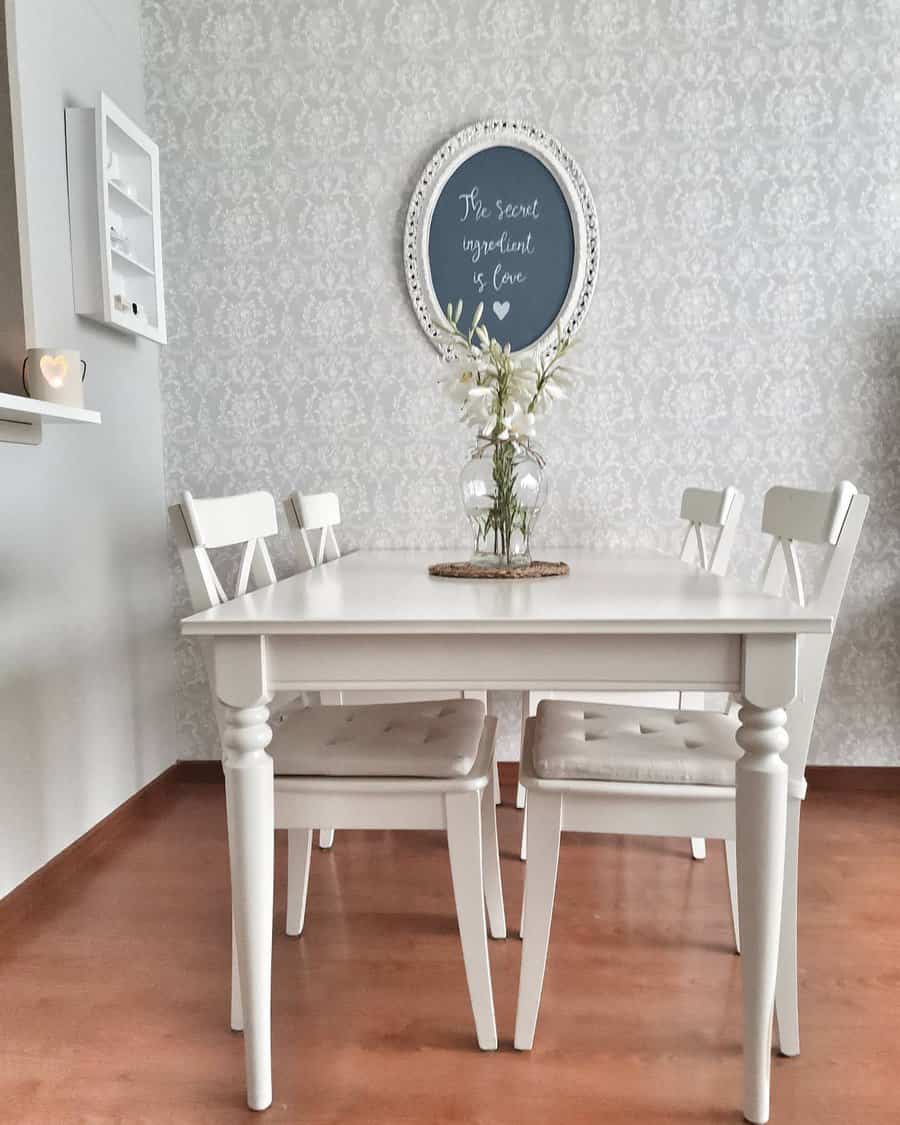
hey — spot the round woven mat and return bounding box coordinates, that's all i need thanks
[428,560,569,580]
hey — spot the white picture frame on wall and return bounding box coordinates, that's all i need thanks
[404,120,598,358]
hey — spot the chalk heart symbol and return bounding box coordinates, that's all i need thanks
[493,300,510,321]
[40,354,69,388]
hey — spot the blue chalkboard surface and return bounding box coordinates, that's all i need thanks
[428,146,575,352]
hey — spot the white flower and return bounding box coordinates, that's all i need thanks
[445,372,474,405]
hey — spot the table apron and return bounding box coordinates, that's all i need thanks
[265,632,742,693]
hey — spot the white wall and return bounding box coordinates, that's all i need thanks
[0,0,175,898]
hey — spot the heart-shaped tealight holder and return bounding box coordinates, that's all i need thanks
[22,348,87,409]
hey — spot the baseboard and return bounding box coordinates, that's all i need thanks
[173,759,900,792]
[3,758,894,926]
[0,763,179,929]
[805,766,900,791]
[174,760,222,782]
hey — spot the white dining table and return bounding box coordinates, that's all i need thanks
[181,548,833,1122]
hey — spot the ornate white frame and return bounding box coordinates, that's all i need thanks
[404,120,598,358]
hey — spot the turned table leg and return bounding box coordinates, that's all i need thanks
[736,635,796,1124]
[217,638,274,1112]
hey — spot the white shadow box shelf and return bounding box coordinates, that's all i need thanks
[0,392,101,446]
[65,92,166,344]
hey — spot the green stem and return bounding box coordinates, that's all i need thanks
[489,441,519,565]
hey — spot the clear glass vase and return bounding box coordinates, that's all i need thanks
[460,440,547,568]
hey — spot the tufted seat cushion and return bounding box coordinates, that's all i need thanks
[270,697,486,779]
[532,699,741,787]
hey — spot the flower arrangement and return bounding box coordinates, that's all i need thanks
[438,301,578,567]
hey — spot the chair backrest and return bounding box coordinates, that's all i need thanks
[284,490,342,569]
[169,490,279,612]
[758,481,868,783]
[678,485,743,575]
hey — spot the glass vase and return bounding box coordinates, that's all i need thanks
[460,440,547,568]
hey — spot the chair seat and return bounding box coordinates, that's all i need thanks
[532,699,740,786]
[270,698,486,779]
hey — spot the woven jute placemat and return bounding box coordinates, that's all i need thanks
[428,560,569,580]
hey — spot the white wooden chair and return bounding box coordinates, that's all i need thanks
[518,485,744,861]
[170,490,506,1052]
[514,481,868,1059]
[284,488,499,854]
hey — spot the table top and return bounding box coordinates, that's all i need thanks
[181,549,832,637]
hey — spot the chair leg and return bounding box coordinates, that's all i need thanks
[286,829,313,936]
[318,691,342,847]
[775,799,801,1057]
[516,691,534,811]
[445,791,498,1050]
[691,837,707,860]
[514,791,563,1050]
[480,783,506,939]
[230,914,243,1032]
[725,838,741,954]
[519,799,528,861]
[463,691,499,805]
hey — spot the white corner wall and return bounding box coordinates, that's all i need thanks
[0,0,175,898]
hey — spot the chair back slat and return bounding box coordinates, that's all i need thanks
[757,482,868,782]
[295,491,341,531]
[285,490,342,570]
[680,486,736,527]
[761,481,856,545]
[678,485,742,576]
[181,490,278,550]
[783,539,805,607]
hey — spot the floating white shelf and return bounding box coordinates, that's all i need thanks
[65,92,166,344]
[0,392,102,446]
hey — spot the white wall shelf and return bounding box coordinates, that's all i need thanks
[107,179,152,217]
[65,92,166,344]
[111,246,155,276]
[0,391,101,446]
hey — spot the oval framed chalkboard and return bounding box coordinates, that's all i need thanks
[405,120,598,357]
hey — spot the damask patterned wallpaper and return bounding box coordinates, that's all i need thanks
[141,0,899,764]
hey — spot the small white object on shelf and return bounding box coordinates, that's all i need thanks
[0,391,101,447]
[65,92,166,344]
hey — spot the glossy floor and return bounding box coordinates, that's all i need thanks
[2,777,898,1123]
